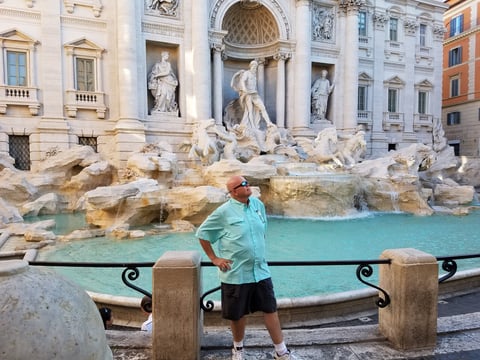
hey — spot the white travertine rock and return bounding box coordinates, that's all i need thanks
[84,178,159,210]
[63,160,114,192]
[0,198,23,226]
[32,145,102,173]
[21,192,62,217]
[24,229,57,242]
[60,228,106,241]
[6,219,56,235]
[0,260,112,360]
[202,158,277,188]
[267,174,361,217]
[0,168,38,204]
[163,186,228,225]
[433,183,475,206]
[0,153,16,170]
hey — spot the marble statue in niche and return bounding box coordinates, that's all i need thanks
[311,69,334,122]
[148,51,178,113]
[229,60,275,153]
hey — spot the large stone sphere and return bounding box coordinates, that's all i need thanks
[0,260,112,360]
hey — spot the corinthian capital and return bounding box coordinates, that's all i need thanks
[338,0,365,13]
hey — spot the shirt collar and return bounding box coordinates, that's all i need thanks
[229,197,250,208]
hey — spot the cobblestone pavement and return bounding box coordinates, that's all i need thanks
[108,291,480,360]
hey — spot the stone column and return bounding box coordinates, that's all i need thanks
[212,42,225,126]
[116,0,141,123]
[431,23,447,140]
[114,0,146,167]
[274,52,289,128]
[152,251,202,360]
[256,58,266,100]
[32,4,69,166]
[292,0,313,135]
[403,19,418,136]
[339,1,360,134]
[370,11,389,157]
[191,0,212,121]
[379,248,438,350]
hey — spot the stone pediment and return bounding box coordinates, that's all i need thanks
[64,37,104,51]
[0,29,38,45]
[384,76,405,86]
[358,72,373,81]
[416,79,433,88]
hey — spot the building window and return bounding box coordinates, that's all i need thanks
[388,143,397,151]
[419,24,427,47]
[449,14,463,37]
[75,58,95,91]
[388,88,397,112]
[358,85,367,111]
[9,135,30,170]
[418,91,428,114]
[64,38,106,119]
[358,11,367,37]
[79,136,98,152]
[450,77,459,97]
[389,18,398,41]
[447,111,460,125]
[448,47,462,67]
[7,51,27,86]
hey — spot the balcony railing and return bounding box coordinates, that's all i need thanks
[65,90,107,119]
[0,85,41,115]
[357,110,372,130]
[414,113,433,131]
[383,112,404,131]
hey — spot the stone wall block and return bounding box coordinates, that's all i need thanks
[152,251,202,360]
[379,248,438,350]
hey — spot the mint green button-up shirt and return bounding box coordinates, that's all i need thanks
[196,196,271,285]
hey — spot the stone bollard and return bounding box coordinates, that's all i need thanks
[379,248,438,350]
[152,251,202,360]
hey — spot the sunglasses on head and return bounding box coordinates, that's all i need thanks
[233,180,249,190]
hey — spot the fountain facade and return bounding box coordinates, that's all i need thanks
[0,0,447,170]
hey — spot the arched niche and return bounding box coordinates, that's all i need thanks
[211,1,293,125]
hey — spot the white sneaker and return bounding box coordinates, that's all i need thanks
[232,347,244,360]
[274,349,300,360]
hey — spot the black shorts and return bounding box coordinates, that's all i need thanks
[221,278,278,321]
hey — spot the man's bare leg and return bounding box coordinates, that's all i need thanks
[231,317,247,342]
[263,311,283,344]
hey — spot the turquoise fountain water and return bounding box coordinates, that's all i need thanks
[36,210,480,299]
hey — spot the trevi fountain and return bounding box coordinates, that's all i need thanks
[1,64,480,360]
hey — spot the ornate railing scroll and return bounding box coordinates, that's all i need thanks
[29,261,155,298]
[437,253,480,283]
[356,263,390,308]
[200,259,392,312]
[200,285,221,311]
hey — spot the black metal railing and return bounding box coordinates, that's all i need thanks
[437,253,480,283]
[29,260,155,298]
[200,259,392,312]
[28,252,480,313]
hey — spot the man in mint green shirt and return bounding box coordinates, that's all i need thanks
[197,175,299,360]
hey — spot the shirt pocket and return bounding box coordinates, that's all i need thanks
[227,217,244,226]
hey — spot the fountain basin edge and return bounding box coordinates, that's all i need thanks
[88,268,480,329]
